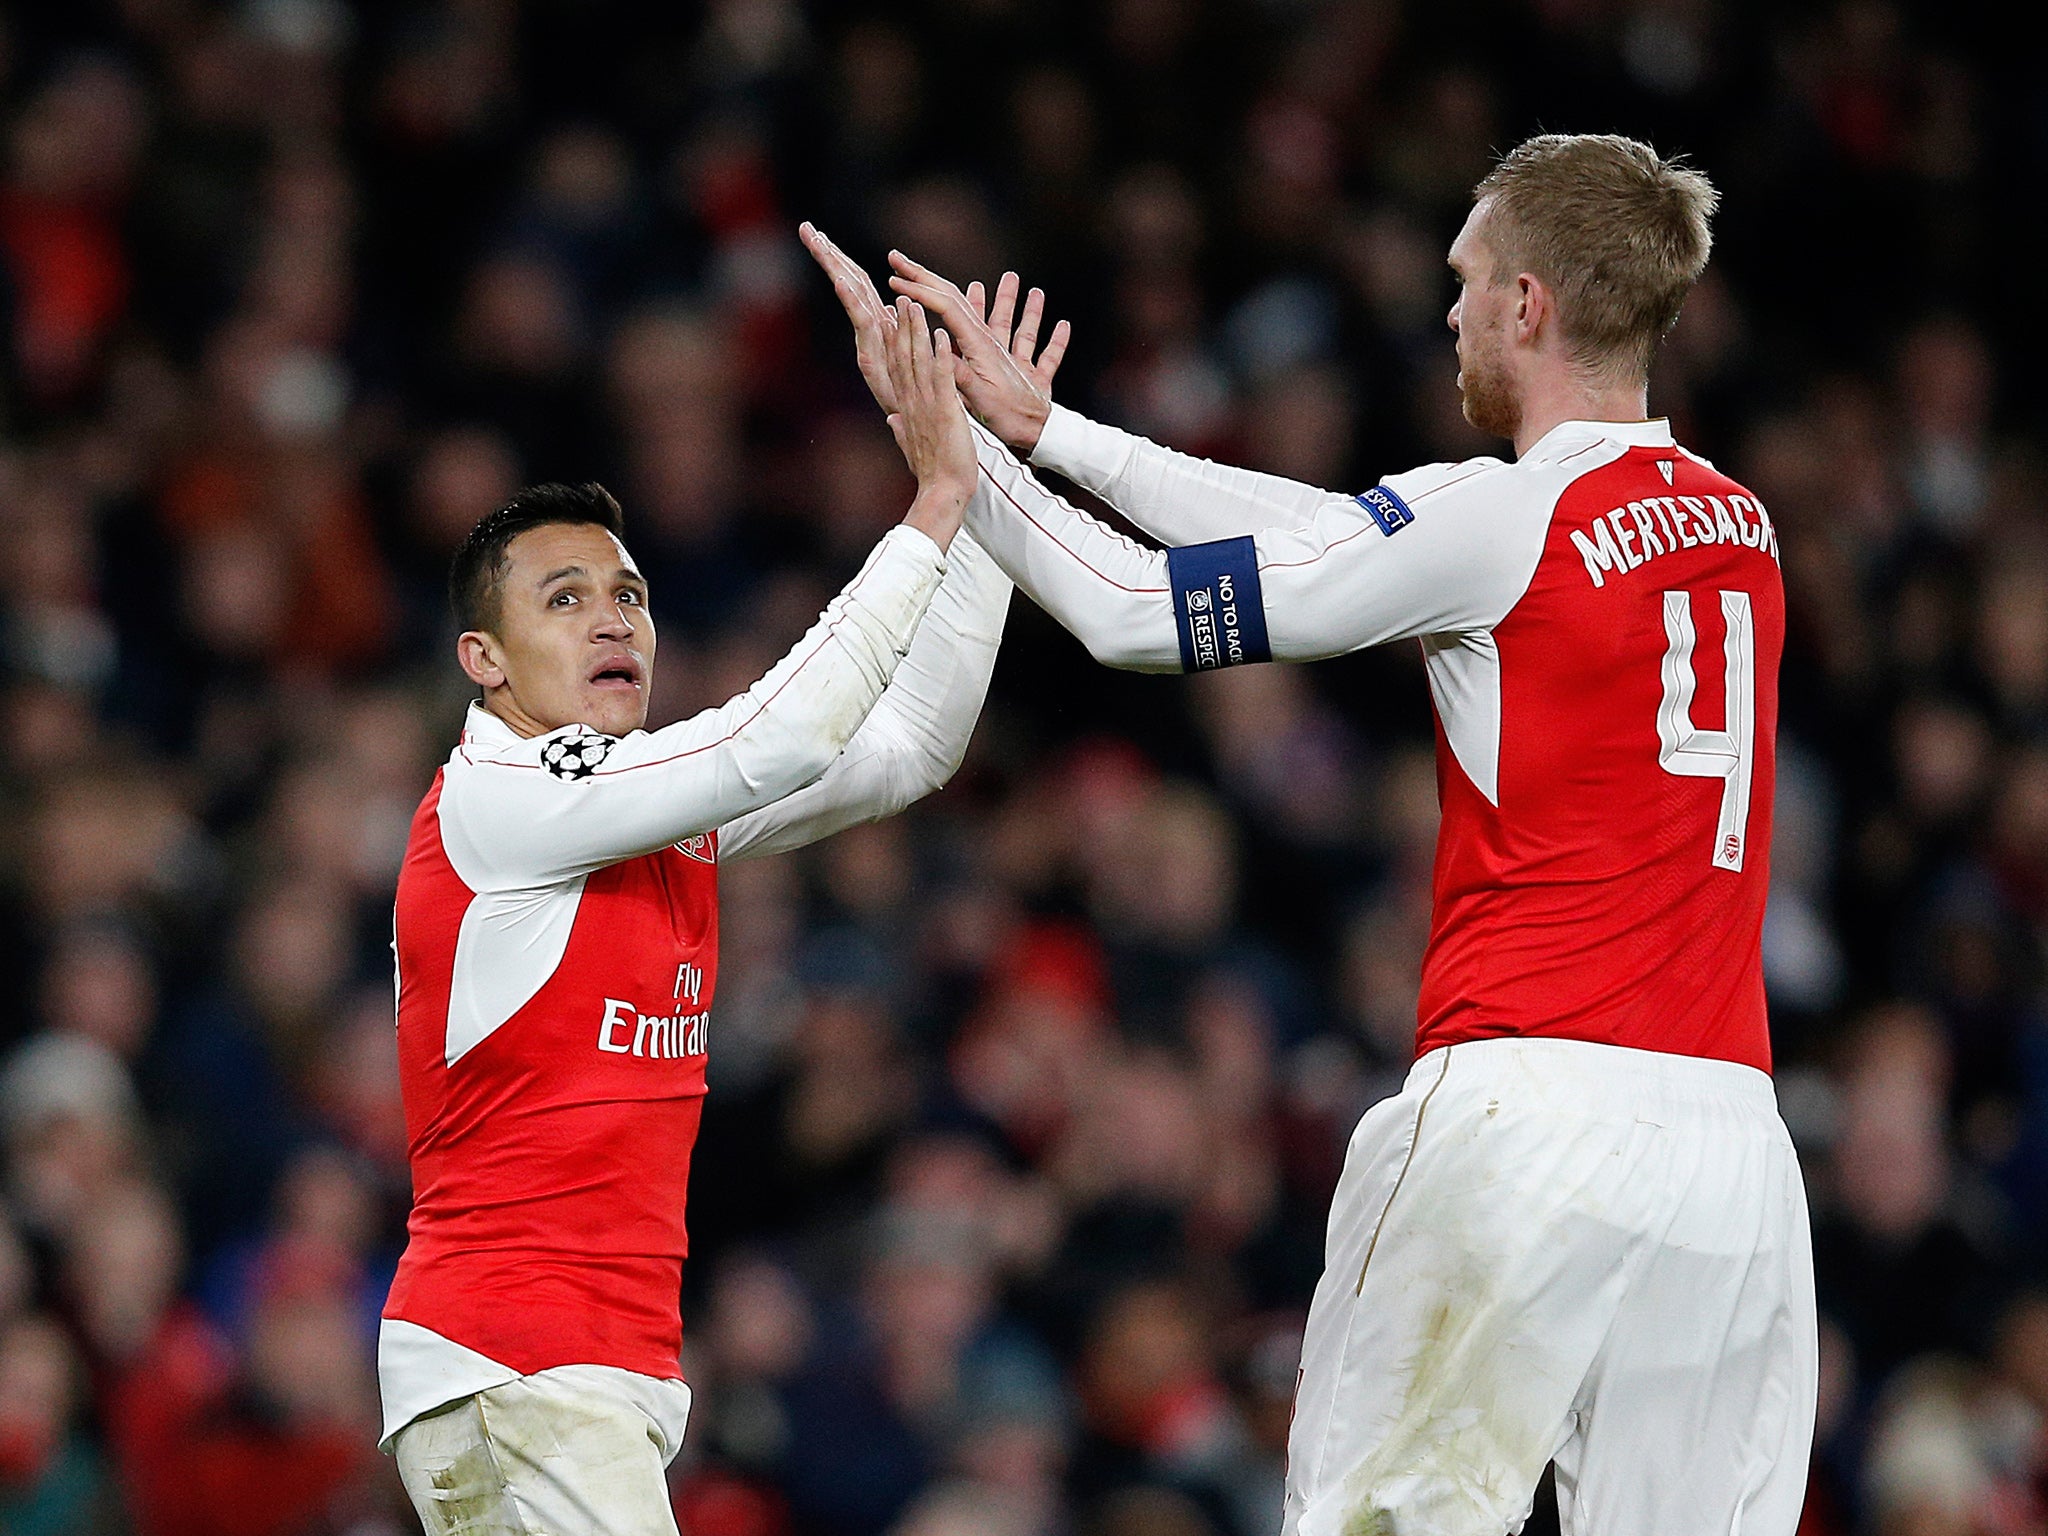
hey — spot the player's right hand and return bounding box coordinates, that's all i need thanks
[886,251,1068,456]
[800,221,899,414]
[886,298,976,553]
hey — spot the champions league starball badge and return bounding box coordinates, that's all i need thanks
[541,727,618,780]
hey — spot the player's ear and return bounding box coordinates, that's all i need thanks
[457,630,507,690]
[1515,272,1549,344]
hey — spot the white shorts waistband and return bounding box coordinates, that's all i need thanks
[1407,1036,1778,1115]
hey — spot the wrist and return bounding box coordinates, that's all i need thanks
[902,482,970,550]
[1007,395,1051,455]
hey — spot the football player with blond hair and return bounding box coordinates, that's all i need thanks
[809,133,1815,1536]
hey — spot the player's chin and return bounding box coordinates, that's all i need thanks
[579,681,648,736]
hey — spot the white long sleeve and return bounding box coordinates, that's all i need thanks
[967,420,1183,671]
[1029,403,1333,543]
[968,419,1635,673]
[438,525,946,889]
[718,527,1013,862]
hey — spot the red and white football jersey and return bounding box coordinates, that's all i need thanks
[385,752,721,1405]
[1408,443,1780,1069]
[968,408,1783,1072]
[378,526,1015,1445]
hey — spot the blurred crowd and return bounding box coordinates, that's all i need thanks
[0,0,2041,1533]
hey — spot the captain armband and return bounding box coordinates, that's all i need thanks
[1165,536,1272,672]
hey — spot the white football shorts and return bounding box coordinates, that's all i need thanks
[1285,1036,1817,1536]
[392,1365,692,1536]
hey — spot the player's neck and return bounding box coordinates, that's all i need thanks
[1512,373,1652,458]
[482,690,548,739]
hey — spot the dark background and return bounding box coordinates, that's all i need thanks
[0,1,2043,1533]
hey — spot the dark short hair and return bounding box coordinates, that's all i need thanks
[449,482,626,633]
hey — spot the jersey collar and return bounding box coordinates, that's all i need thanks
[462,701,523,749]
[1521,417,1675,463]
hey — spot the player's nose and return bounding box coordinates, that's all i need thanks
[592,601,635,639]
[1447,298,1461,333]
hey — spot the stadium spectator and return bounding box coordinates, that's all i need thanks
[0,1,2036,1531]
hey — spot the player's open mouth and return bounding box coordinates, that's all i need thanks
[588,655,644,690]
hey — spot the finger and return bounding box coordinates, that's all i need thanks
[806,231,882,323]
[933,328,962,418]
[908,301,932,396]
[897,296,921,401]
[842,269,888,326]
[803,222,846,276]
[965,281,987,326]
[885,413,907,452]
[837,270,878,321]
[888,251,976,312]
[887,272,954,304]
[890,252,958,301]
[988,273,1020,345]
[819,231,885,307]
[1036,318,1071,384]
[923,315,946,408]
[889,275,979,339]
[801,224,844,283]
[887,249,946,285]
[823,231,870,289]
[885,297,915,393]
[883,323,905,398]
[1014,287,1044,363]
[934,329,967,414]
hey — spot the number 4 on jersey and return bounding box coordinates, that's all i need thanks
[1657,590,1755,872]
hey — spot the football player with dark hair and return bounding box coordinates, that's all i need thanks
[379,308,1008,1532]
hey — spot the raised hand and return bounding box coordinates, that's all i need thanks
[886,299,977,553]
[800,222,898,413]
[983,270,1068,392]
[886,251,1069,455]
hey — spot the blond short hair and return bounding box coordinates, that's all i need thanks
[1473,134,1718,381]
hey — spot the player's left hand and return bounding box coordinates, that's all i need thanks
[800,222,899,414]
[886,298,977,548]
[886,251,1068,456]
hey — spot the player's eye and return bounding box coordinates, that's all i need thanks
[618,589,642,606]
[550,590,577,606]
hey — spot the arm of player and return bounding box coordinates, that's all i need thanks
[440,525,949,889]
[1028,404,1334,544]
[969,423,1534,672]
[968,420,1181,671]
[716,527,1012,861]
[445,298,978,887]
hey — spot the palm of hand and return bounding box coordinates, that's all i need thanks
[894,263,1065,451]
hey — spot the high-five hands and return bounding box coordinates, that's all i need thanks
[887,252,1068,455]
[884,298,977,554]
[800,225,974,550]
[800,222,1069,454]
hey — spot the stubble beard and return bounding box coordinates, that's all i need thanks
[1458,336,1522,443]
